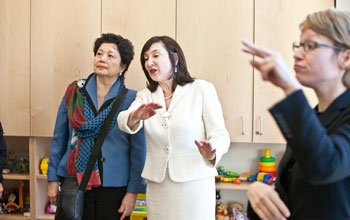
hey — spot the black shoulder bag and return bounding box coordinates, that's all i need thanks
[55,87,128,220]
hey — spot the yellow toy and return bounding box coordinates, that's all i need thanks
[216,202,228,220]
[258,149,276,176]
[40,157,49,174]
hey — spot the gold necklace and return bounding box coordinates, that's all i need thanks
[164,94,173,100]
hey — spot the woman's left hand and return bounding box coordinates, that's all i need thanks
[118,192,137,220]
[242,39,302,96]
[195,140,216,161]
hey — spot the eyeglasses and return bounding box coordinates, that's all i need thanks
[292,41,343,52]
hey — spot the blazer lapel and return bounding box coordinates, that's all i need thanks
[317,90,350,127]
[167,83,190,113]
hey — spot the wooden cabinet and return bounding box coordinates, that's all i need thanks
[178,0,333,143]
[253,0,333,143]
[0,1,337,219]
[177,0,254,143]
[101,0,176,91]
[0,0,30,136]
[31,0,101,137]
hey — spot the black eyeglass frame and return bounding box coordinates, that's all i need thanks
[292,41,343,52]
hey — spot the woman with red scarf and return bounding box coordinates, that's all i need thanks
[47,33,146,220]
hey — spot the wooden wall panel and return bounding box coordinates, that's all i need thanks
[31,0,101,136]
[253,0,334,143]
[177,0,254,142]
[102,0,176,91]
[0,0,30,136]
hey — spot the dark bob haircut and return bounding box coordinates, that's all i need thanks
[94,33,134,82]
[140,36,194,92]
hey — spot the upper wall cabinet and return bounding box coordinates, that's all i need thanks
[253,0,334,143]
[0,0,30,136]
[101,0,176,91]
[177,0,254,143]
[31,0,102,136]
[336,0,350,10]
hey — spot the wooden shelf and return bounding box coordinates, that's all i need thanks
[36,214,54,220]
[216,181,275,190]
[216,181,251,190]
[0,213,30,219]
[36,174,48,180]
[3,173,30,180]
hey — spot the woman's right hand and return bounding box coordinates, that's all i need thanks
[247,182,290,220]
[128,102,162,128]
[47,181,59,205]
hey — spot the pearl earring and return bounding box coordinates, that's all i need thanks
[174,66,178,73]
[119,72,123,76]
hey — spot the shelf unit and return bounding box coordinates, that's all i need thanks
[0,213,30,219]
[216,181,274,190]
[1,137,30,220]
[30,137,53,220]
[4,174,30,180]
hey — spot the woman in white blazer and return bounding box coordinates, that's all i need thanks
[118,36,230,220]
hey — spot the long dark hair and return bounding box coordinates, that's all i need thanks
[140,36,194,92]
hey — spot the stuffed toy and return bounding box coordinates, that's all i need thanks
[227,201,244,218]
[232,209,249,220]
[5,193,19,213]
[216,202,229,220]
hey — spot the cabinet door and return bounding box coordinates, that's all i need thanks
[0,0,30,136]
[102,0,176,91]
[31,0,101,136]
[253,0,334,143]
[177,0,254,142]
[336,0,350,10]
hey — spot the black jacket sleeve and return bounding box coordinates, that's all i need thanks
[0,122,8,183]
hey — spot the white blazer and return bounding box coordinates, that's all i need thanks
[118,79,230,183]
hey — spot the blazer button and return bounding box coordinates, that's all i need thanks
[164,147,170,154]
[101,157,106,163]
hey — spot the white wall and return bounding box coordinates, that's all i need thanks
[336,0,350,11]
[217,142,286,211]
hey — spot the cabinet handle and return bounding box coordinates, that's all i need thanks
[255,116,263,135]
[241,117,245,135]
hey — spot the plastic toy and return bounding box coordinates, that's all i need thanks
[216,166,241,184]
[24,189,30,210]
[40,157,49,175]
[248,172,274,185]
[258,149,276,176]
[5,193,19,213]
[234,178,241,184]
[46,201,57,214]
[225,171,240,178]
[238,172,253,181]
[217,166,226,176]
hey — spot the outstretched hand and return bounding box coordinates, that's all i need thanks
[247,182,290,220]
[242,39,301,95]
[128,102,162,128]
[195,140,216,161]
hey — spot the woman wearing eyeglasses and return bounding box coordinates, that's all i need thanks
[242,8,350,220]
